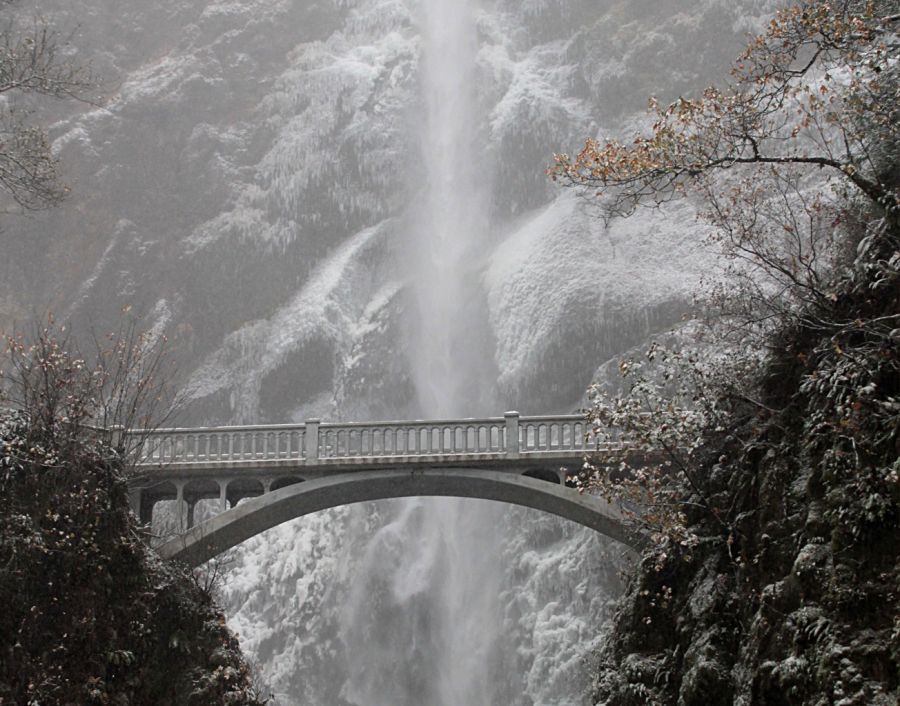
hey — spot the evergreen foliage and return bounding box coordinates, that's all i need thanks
[0,326,267,705]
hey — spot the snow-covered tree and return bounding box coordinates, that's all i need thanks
[0,4,94,212]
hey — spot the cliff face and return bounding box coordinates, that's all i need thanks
[0,410,265,705]
[592,221,900,705]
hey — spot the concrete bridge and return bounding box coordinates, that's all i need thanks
[127,412,644,566]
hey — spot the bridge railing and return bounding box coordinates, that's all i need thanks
[316,417,510,460]
[132,412,615,468]
[139,423,306,465]
[517,415,602,454]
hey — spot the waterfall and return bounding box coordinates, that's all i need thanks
[407,0,491,418]
[339,1,508,704]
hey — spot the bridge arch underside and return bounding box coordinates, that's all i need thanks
[158,469,645,568]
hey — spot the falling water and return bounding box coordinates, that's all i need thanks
[408,0,492,418]
[340,0,508,704]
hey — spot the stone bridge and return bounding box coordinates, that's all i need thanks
[127,412,644,566]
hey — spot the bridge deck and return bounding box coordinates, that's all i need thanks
[126,412,628,534]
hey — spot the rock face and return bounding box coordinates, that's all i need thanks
[591,232,900,704]
[595,445,899,705]
[1,1,779,704]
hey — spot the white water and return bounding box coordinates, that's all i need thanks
[408,0,491,418]
[339,1,507,704]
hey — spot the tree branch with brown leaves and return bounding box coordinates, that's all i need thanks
[549,0,900,221]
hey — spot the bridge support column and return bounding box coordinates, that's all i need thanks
[128,487,141,519]
[175,481,186,531]
[186,501,196,530]
[110,425,124,454]
[138,492,155,526]
[219,480,228,513]
[505,411,520,459]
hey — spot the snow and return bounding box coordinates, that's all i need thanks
[485,38,590,142]
[185,220,389,410]
[485,191,714,394]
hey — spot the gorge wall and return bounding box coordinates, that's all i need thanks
[1,1,776,703]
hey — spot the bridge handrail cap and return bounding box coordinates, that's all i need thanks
[305,418,321,423]
[504,411,520,416]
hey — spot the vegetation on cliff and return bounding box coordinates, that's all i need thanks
[0,325,267,705]
[0,2,96,212]
[553,1,899,703]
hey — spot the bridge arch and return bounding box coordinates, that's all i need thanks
[158,469,645,567]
